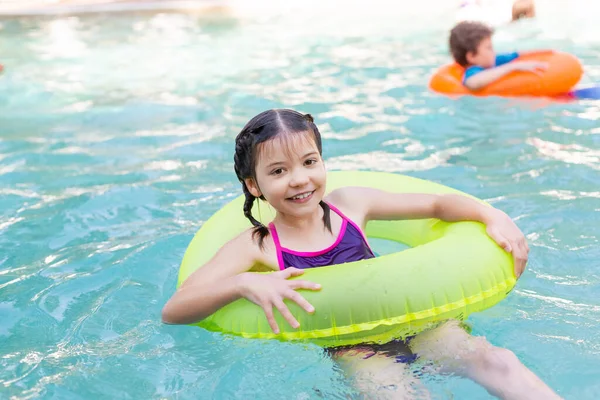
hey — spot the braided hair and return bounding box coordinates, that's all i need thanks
[233,109,331,248]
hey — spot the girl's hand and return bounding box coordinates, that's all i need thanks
[484,209,530,278]
[237,268,321,334]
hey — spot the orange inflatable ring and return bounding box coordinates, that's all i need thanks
[429,51,582,97]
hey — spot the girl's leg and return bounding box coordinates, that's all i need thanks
[331,346,430,400]
[408,320,561,400]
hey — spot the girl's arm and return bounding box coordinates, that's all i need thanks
[329,187,529,277]
[331,187,493,222]
[162,230,320,332]
[162,231,261,325]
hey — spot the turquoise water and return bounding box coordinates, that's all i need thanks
[1,5,600,399]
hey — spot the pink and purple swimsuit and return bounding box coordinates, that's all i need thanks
[269,203,417,363]
[269,203,375,270]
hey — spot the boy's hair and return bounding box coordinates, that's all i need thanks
[449,21,494,67]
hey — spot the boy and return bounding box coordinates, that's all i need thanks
[449,21,548,90]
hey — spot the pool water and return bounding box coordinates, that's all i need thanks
[1,2,600,399]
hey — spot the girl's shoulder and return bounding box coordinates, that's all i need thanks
[325,187,371,226]
[180,228,279,289]
[231,227,279,271]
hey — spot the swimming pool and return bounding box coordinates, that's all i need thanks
[1,2,599,398]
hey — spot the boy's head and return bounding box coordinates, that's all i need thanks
[449,21,495,68]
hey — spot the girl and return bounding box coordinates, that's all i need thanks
[163,109,560,399]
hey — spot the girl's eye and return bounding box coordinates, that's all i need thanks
[271,168,284,175]
[305,159,317,166]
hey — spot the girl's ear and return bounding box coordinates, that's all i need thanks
[244,178,262,198]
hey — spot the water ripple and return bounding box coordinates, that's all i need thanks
[1,5,600,399]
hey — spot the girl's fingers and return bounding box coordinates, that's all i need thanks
[279,267,305,279]
[285,290,315,314]
[511,241,528,278]
[262,304,280,334]
[488,228,512,252]
[273,299,300,329]
[288,279,321,291]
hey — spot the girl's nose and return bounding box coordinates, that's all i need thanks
[289,169,309,187]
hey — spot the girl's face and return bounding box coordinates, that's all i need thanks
[245,131,326,219]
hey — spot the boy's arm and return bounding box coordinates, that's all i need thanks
[464,63,521,90]
[464,60,547,90]
[518,49,554,57]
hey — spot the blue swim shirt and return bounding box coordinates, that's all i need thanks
[463,52,519,84]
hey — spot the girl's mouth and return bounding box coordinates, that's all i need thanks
[287,190,315,203]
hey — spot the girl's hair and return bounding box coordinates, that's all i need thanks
[233,109,331,248]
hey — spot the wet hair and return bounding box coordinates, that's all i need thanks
[449,21,494,67]
[512,0,535,21]
[233,109,331,248]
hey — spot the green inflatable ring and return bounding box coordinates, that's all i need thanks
[177,171,516,347]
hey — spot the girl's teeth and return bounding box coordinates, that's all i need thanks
[292,192,311,200]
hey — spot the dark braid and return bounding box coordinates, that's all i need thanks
[233,109,331,248]
[319,200,331,232]
[241,182,269,248]
[234,126,271,248]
